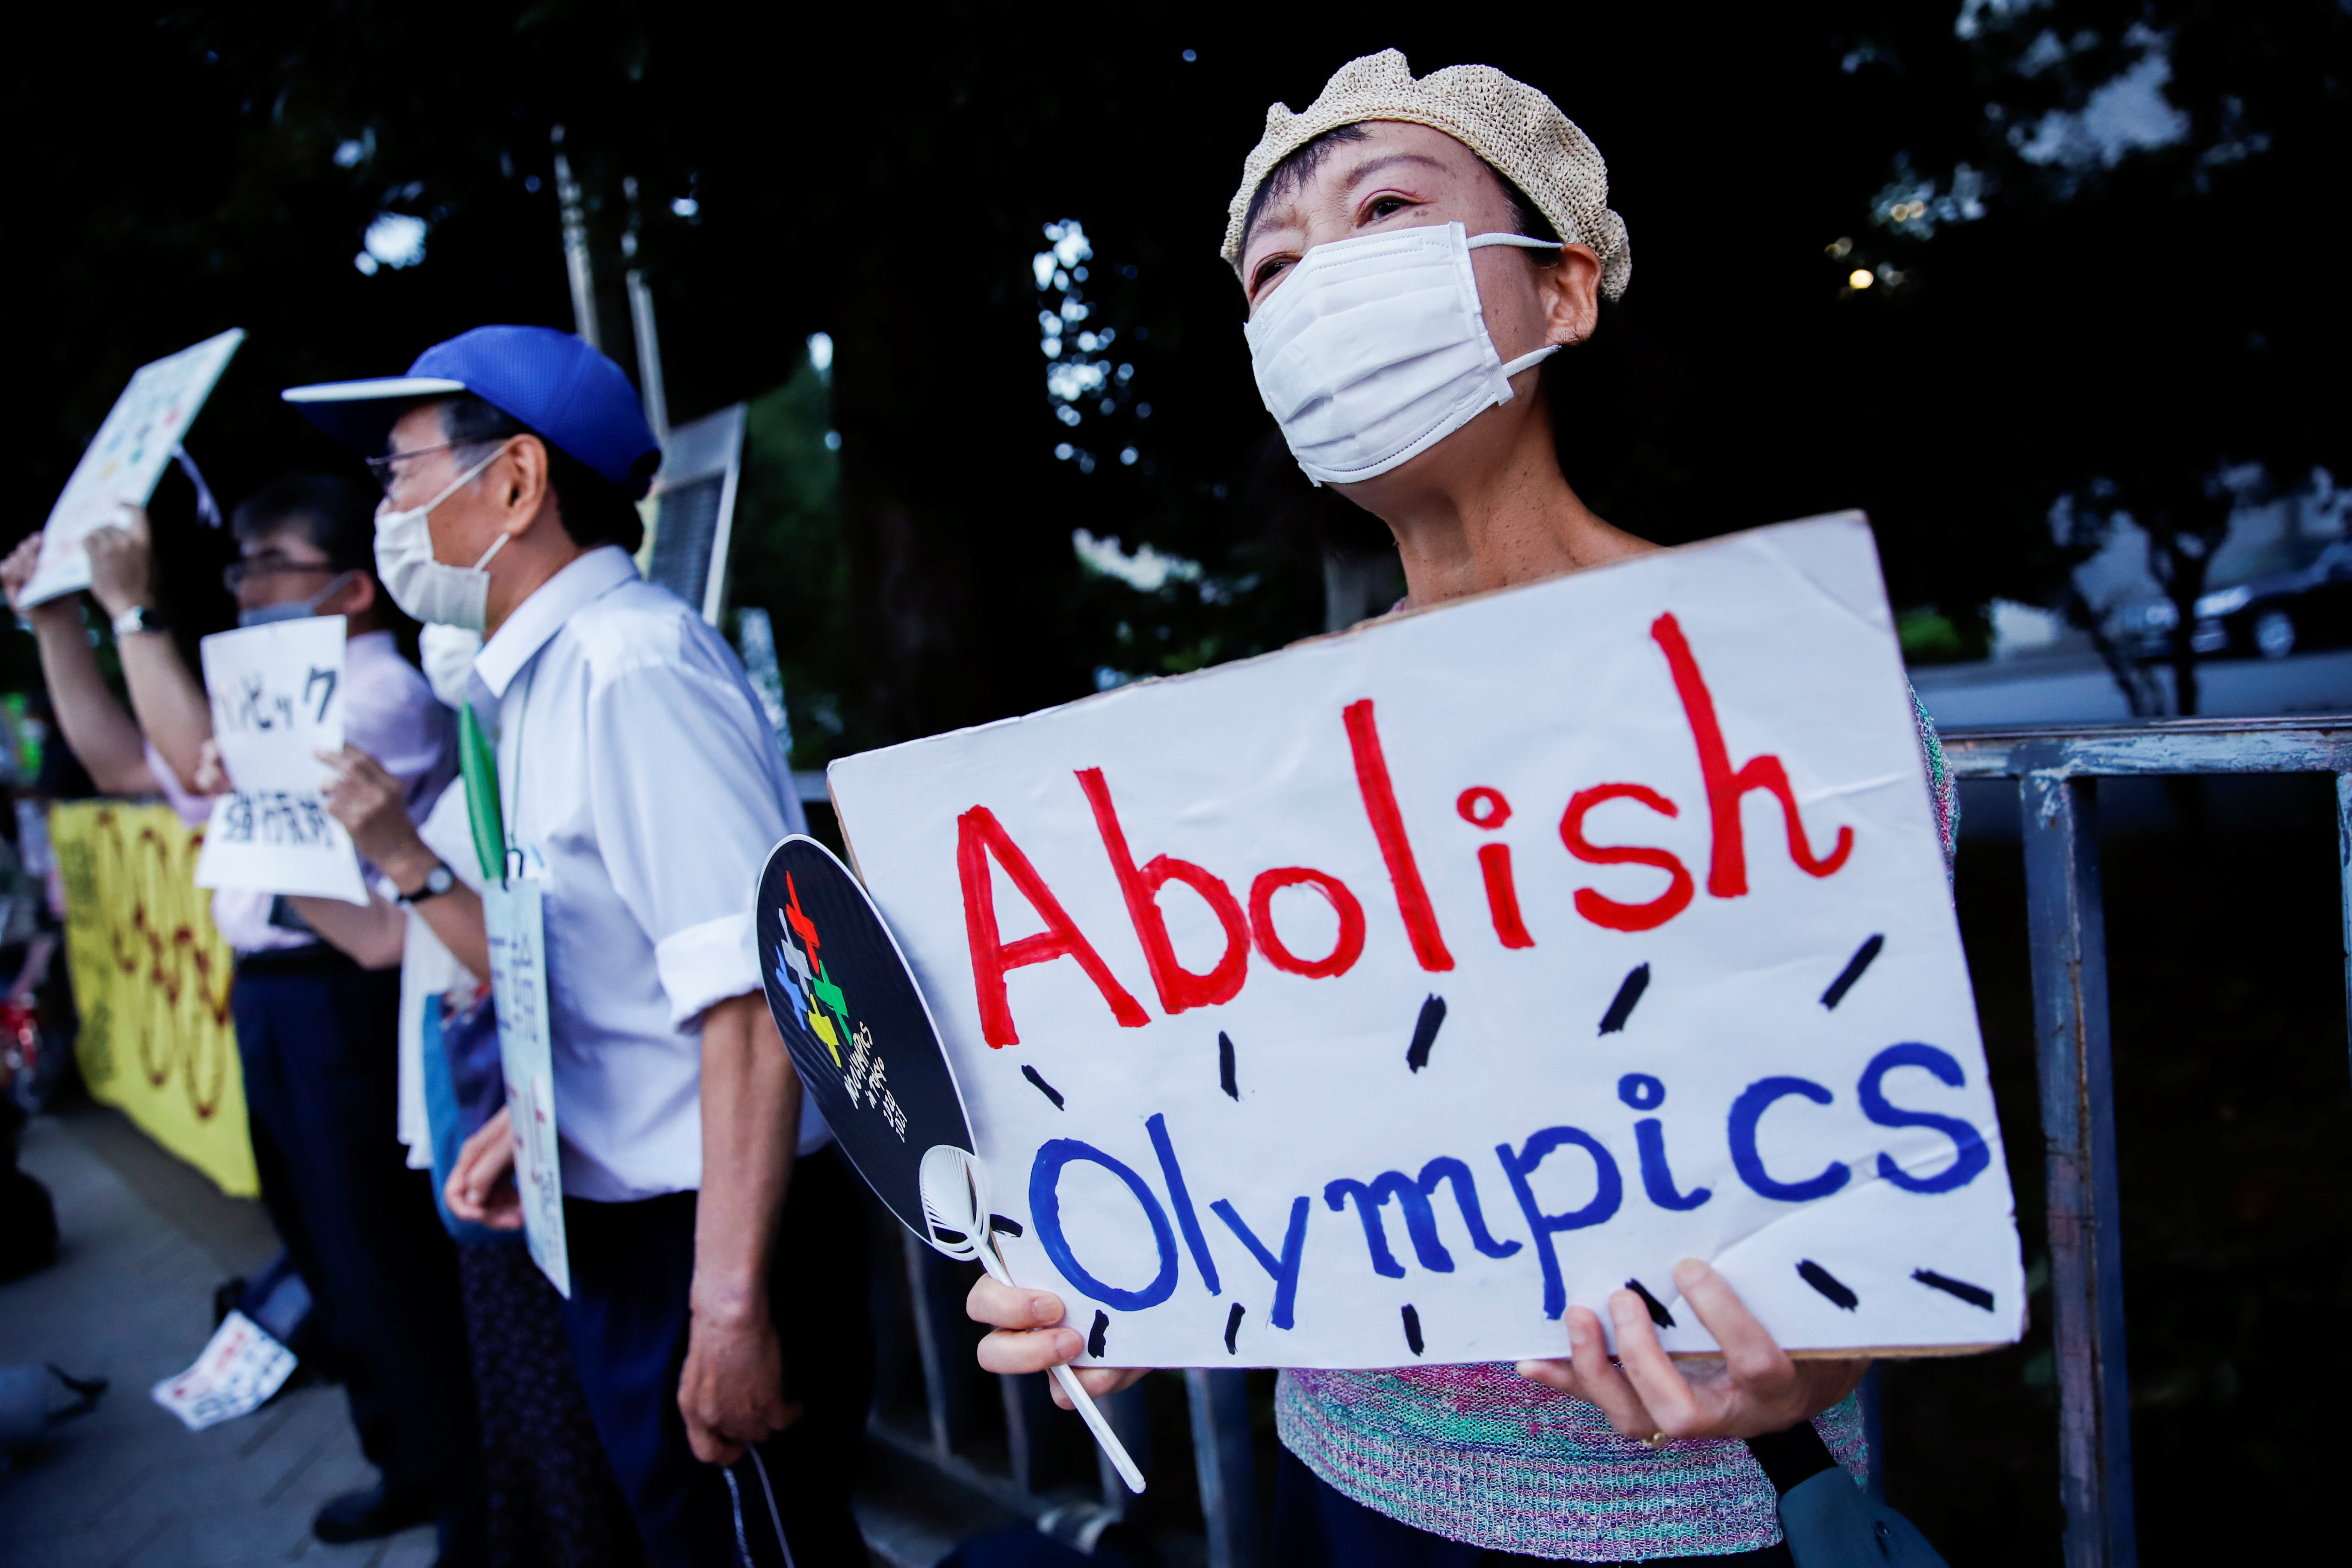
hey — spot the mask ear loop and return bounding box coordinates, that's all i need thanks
[1466,234,1574,381]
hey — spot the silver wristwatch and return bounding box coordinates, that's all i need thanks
[112,604,169,638]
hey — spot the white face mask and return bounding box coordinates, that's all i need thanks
[417,622,484,709]
[238,570,355,628]
[1244,221,1563,486]
[372,449,511,630]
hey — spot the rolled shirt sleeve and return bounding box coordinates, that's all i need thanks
[584,647,804,1031]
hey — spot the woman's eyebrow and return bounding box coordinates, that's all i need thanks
[1337,152,1452,189]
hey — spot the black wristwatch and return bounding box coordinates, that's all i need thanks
[112,604,170,638]
[398,862,457,906]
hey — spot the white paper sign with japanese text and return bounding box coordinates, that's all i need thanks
[829,515,2023,1370]
[24,328,244,606]
[486,876,570,1297]
[192,616,368,904]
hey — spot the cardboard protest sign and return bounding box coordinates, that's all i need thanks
[23,328,244,606]
[756,837,976,1240]
[192,617,369,904]
[828,514,2024,1370]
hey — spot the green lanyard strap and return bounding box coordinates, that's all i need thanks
[456,704,506,886]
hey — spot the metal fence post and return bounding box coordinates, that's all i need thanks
[1186,1369,1262,1568]
[2019,769,2137,1568]
[2336,772,2350,1082]
[902,1230,959,1457]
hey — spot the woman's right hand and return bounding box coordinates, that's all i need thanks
[1,533,65,620]
[446,1104,523,1229]
[966,1276,1147,1409]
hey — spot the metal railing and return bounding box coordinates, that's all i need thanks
[839,713,2352,1568]
[1938,714,2351,1568]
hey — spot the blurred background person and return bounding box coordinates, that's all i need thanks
[0,480,485,1565]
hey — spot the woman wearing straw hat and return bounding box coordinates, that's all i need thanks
[969,50,1959,1566]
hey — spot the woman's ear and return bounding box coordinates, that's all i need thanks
[1539,243,1604,349]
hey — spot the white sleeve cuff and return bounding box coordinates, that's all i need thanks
[654,910,762,1030]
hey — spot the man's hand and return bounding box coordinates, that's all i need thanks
[1515,1258,1870,1443]
[316,746,431,874]
[967,1277,1146,1409]
[444,1105,523,1229]
[192,738,231,796]
[84,506,157,620]
[679,1304,801,1465]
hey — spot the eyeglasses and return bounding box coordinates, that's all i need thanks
[363,441,468,496]
[223,559,335,593]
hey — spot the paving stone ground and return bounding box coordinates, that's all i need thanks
[0,1105,975,1568]
[1,1106,438,1568]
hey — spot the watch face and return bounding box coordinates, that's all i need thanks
[427,865,455,895]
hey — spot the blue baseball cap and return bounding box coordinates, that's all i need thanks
[281,325,663,499]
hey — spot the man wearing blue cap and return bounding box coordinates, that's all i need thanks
[285,326,869,1567]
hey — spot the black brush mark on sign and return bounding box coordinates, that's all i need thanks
[1405,995,1447,1072]
[1797,1260,1859,1311]
[1625,1277,1676,1329]
[1820,935,1885,1010]
[1087,1310,1109,1359]
[1599,964,1651,1035]
[1219,1031,1238,1101]
[1401,1305,1424,1356]
[988,1215,1023,1238]
[1912,1268,1996,1311]
[1022,1065,1065,1109]
[1224,1302,1244,1355]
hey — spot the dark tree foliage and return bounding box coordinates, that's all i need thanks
[19,3,2344,735]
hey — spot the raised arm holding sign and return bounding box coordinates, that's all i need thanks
[21,329,242,607]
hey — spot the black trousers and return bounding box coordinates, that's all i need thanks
[558,1148,872,1568]
[232,950,485,1549]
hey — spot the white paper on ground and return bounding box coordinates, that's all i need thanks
[486,875,570,1298]
[192,617,367,904]
[827,514,2025,1370]
[149,1309,297,1432]
[23,329,245,606]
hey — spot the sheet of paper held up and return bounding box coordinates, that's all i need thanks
[827,514,2025,1370]
[192,617,368,904]
[22,328,244,606]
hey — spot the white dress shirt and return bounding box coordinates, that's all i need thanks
[391,780,489,1170]
[470,545,829,1202]
[148,628,455,954]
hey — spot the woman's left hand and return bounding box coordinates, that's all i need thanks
[1516,1258,1869,1443]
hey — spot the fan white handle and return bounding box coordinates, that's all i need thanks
[978,1237,1146,1494]
[1052,1363,1146,1494]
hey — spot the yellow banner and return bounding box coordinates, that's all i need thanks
[50,801,256,1197]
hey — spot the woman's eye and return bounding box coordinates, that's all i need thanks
[1367,196,1408,220]
[1252,257,1291,292]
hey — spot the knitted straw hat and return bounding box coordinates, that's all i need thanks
[1220,49,1631,301]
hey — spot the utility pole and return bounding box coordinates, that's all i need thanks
[552,125,600,350]
[626,269,671,445]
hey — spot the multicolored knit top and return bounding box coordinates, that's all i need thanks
[1277,692,1959,1561]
